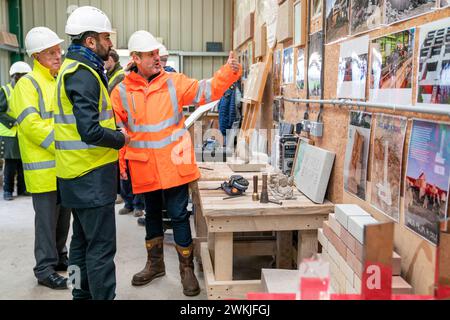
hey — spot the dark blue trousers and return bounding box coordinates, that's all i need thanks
[143,184,192,247]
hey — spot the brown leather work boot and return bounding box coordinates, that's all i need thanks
[132,237,166,286]
[175,244,200,296]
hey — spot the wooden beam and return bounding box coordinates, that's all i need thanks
[297,230,319,263]
[362,222,394,300]
[276,231,293,269]
[201,243,262,300]
[214,232,233,281]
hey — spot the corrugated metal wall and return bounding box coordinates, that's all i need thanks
[21,0,233,79]
[0,0,11,86]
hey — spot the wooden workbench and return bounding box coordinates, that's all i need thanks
[190,162,269,260]
[197,180,334,300]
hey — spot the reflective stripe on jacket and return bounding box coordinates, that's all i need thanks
[111,64,242,194]
[0,83,17,137]
[54,58,118,179]
[10,60,56,193]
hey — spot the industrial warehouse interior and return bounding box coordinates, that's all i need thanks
[0,0,449,304]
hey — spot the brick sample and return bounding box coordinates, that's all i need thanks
[335,204,370,229]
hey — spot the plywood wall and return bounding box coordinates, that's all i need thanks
[20,0,232,79]
[234,1,450,295]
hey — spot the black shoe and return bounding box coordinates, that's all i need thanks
[137,217,145,226]
[38,273,68,290]
[55,263,68,272]
[19,191,32,197]
[3,192,13,201]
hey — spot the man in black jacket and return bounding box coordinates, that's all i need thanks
[56,6,130,300]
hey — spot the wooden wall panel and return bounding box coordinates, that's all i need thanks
[234,1,450,295]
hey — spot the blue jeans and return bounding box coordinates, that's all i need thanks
[120,168,144,211]
[143,184,192,247]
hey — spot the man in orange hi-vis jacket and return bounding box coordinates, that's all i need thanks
[111,30,242,297]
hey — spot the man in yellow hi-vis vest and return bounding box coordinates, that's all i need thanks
[0,62,31,201]
[10,27,71,290]
[105,49,125,95]
[56,6,129,300]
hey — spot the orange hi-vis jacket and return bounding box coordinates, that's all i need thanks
[111,64,242,194]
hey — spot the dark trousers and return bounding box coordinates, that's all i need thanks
[3,159,26,194]
[69,203,116,300]
[32,191,71,281]
[120,177,144,211]
[144,183,192,247]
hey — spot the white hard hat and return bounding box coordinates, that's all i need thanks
[9,61,32,76]
[65,6,113,35]
[128,30,161,53]
[158,45,169,57]
[25,27,64,57]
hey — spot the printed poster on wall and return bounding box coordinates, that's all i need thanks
[283,47,295,84]
[326,0,350,44]
[404,120,450,245]
[350,0,383,35]
[417,17,450,108]
[370,114,408,222]
[296,48,305,90]
[308,32,324,97]
[344,111,373,201]
[337,35,369,99]
[370,28,415,105]
[385,0,436,25]
[273,49,282,96]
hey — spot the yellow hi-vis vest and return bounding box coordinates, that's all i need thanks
[10,60,57,193]
[54,58,118,179]
[108,68,125,87]
[0,83,17,137]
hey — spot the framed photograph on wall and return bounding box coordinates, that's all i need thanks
[296,47,306,90]
[385,0,436,25]
[370,28,415,105]
[343,111,373,201]
[273,48,283,96]
[326,0,350,44]
[294,0,307,46]
[404,119,450,245]
[370,114,408,222]
[308,32,324,97]
[310,0,323,33]
[283,47,295,84]
[350,0,383,35]
[337,35,369,100]
[417,17,450,108]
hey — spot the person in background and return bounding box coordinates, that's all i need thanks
[105,49,125,95]
[111,30,241,296]
[0,62,32,201]
[105,51,145,218]
[55,6,129,300]
[218,81,241,143]
[104,49,127,206]
[10,27,71,290]
[159,45,177,73]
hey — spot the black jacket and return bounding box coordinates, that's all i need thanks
[58,51,125,209]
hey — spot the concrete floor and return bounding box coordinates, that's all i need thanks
[0,194,208,300]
